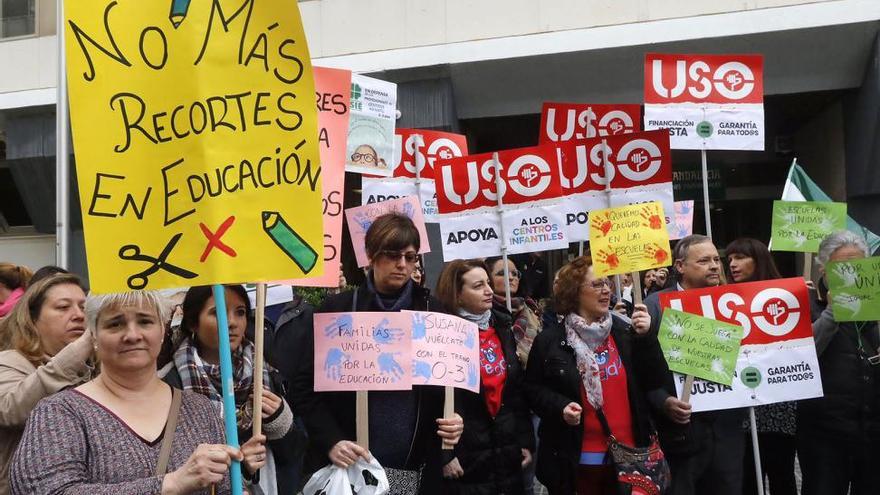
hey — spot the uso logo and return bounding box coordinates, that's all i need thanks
[645,54,764,105]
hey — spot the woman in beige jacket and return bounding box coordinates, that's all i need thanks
[0,273,94,495]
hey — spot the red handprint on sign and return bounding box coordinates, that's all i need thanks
[640,206,663,230]
[595,248,620,269]
[590,212,614,237]
[645,243,669,265]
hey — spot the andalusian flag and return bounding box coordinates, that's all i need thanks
[781,161,880,254]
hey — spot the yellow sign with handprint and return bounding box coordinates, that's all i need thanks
[589,201,672,277]
[65,0,323,292]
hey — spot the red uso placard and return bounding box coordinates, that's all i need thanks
[539,102,642,144]
[658,278,811,346]
[557,129,672,194]
[644,54,764,105]
[435,144,563,214]
[393,129,469,179]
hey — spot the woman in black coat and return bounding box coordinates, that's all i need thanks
[434,259,535,495]
[289,213,463,494]
[524,256,660,494]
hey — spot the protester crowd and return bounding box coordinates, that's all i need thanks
[0,214,877,495]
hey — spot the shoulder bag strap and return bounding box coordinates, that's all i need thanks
[155,387,183,476]
[594,406,614,440]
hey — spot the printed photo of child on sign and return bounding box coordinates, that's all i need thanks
[345,74,397,176]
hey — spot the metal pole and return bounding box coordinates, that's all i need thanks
[749,407,766,495]
[701,148,712,239]
[212,285,244,495]
[493,152,512,312]
[55,0,69,268]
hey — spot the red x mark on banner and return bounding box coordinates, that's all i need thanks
[199,216,237,262]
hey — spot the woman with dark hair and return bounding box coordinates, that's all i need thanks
[160,284,289,495]
[291,213,463,494]
[0,264,32,319]
[434,259,534,494]
[0,274,93,495]
[724,238,794,495]
[484,256,542,367]
[525,256,662,494]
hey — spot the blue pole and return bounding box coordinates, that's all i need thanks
[212,285,243,495]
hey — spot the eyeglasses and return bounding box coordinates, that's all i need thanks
[378,250,418,263]
[493,270,521,278]
[351,153,376,163]
[583,278,611,291]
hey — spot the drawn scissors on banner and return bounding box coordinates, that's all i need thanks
[119,233,198,289]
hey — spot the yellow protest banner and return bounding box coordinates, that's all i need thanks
[65,0,322,293]
[589,201,672,277]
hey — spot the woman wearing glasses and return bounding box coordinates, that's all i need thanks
[290,213,463,494]
[524,256,660,494]
[485,257,542,368]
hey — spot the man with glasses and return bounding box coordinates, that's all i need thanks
[638,234,746,495]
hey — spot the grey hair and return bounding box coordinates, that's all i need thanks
[86,290,171,334]
[817,230,869,267]
[673,234,713,262]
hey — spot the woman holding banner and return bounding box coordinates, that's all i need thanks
[10,290,255,494]
[434,259,535,495]
[724,238,797,495]
[0,274,93,495]
[161,284,294,495]
[524,256,663,495]
[797,231,879,495]
[290,213,463,494]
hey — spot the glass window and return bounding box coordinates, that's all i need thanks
[1,0,35,39]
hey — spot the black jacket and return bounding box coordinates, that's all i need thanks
[445,309,535,495]
[798,305,880,443]
[642,287,746,456]
[524,314,656,494]
[289,284,448,479]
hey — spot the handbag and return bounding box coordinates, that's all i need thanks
[595,407,671,495]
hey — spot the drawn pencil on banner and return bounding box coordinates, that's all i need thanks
[169,0,191,28]
[262,211,319,273]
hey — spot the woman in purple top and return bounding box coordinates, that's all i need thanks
[10,290,266,495]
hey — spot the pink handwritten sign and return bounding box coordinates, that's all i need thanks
[405,311,480,393]
[345,196,430,267]
[313,312,413,391]
[671,200,695,240]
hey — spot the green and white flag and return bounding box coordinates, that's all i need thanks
[781,161,880,254]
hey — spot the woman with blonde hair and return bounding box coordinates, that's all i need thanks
[0,264,32,318]
[11,289,265,494]
[0,273,93,495]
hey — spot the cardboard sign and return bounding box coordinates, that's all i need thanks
[644,53,764,151]
[291,67,351,287]
[313,312,413,391]
[362,129,468,221]
[588,202,672,277]
[344,196,430,268]
[659,278,823,412]
[770,200,847,253]
[346,74,396,176]
[435,144,563,214]
[827,257,880,322]
[555,130,675,241]
[405,311,480,393]
[658,309,744,386]
[65,0,323,292]
[671,201,695,240]
[539,102,642,143]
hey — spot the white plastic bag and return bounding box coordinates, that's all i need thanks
[302,457,389,495]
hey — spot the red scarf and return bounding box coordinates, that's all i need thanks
[479,326,507,417]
